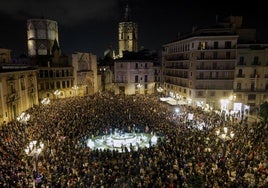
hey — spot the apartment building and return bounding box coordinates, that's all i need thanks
[162,27,238,111]
[114,52,155,95]
[234,44,268,113]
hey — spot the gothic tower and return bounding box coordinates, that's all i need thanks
[118,0,138,58]
[27,18,59,57]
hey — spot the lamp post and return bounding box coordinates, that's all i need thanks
[72,85,78,96]
[17,112,30,124]
[41,97,50,105]
[137,83,143,94]
[25,140,44,188]
[157,86,164,97]
[54,90,60,99]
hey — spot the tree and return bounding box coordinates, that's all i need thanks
[258,101,268,124]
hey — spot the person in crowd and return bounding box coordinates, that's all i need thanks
[0,92,267,187]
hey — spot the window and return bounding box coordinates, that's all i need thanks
[238,69,243,77]
[211,72,216,78]
[225,41,232,48]
[226,52,231,59]
[253,56,259,65]
[213,52,218,59]
[214,41,218,49]
[144,75,148,82]
[210,91,215,97]
[44,70,48,77]
[56,81,60,89]
[200,52,205,59]
[197,91,203,97]
[251,83,255,91]
[135,63,138,69]
[135,75,139,83]
[50,82,54,89]
[199,72,204,79]
[62,81,66,88]
[248,94,256,100]
[49,70,53,78]
[239,56,244,64]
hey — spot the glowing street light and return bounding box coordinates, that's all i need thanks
[25,140,44,187]
[137,83,143,94]
[41,98,50,105]
[54,90,60,99]
[17,112,30,124]
[72,85,78,96]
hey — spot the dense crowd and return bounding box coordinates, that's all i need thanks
[0,92,267,187]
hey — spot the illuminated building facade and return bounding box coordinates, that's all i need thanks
[27,19,59,56]
[234,44,268,113]
[114,52,155,95]
[71,52,98,95]
[0,51,38,123]
[162,28,238,111]
[118,2,138,58]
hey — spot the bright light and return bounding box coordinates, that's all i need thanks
[221,134,226,140]
[54,90,60,96]
[151,135,158,143]
[84,131,162,153]
[157,87,163,93]
[137,83,143,88]
[41,98,50,105]
[72,85,78,90]
[17,112,30,123]
[223,127,228,134]
[25,140,44,156]
[87,139,95,148]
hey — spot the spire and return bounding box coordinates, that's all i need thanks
[123,0,131,21]
[51,39,60,55]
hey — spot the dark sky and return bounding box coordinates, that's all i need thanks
[0,0,267,58]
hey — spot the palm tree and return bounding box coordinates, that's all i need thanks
[258,101,268,124]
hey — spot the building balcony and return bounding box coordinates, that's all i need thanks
[196,77,233,80]
[233,89,268,92]
[196,66,235,70]
[196,57,236,61]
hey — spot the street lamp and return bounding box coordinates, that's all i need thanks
[25,140,44,187]
[72,85,78,96]
[137,83,143,94]
[41,97,50,105]
[17,112,30,124]
[54,90,60,99]
[157,87,164,96]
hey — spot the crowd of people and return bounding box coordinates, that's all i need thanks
[0,92,267,187]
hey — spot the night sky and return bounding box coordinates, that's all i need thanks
[0,0,267,58]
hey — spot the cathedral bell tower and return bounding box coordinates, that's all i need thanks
[118,1,138,58]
